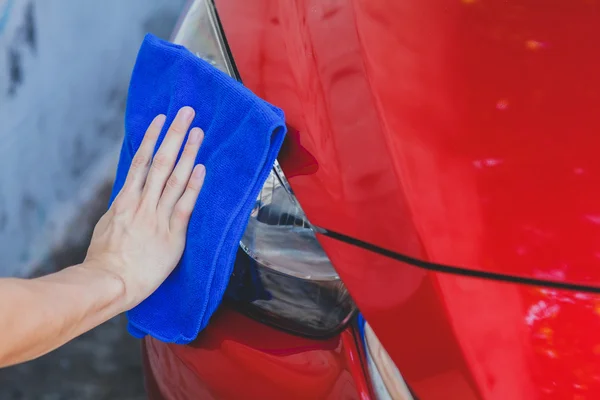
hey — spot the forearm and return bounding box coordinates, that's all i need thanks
[0,262,126,367]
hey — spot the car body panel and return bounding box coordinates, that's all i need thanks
[215,0,600,288]
[143,306,371,399]
[146,0,600,398]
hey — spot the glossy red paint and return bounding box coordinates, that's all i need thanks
[319,234,600,399]
[341,328,373,400]
[215,0,600,287]
[143,306,370,400]
[147,0,600,397]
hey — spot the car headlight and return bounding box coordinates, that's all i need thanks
[172,0,356,337]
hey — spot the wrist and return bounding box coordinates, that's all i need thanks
[77,260,129,314]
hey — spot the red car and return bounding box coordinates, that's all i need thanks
[142,0,600,399]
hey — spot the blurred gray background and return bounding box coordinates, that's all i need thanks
[0,0,186,398]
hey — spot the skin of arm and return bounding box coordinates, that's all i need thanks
[0,106,206,367]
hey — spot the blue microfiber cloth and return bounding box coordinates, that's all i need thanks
[110,33,286,344]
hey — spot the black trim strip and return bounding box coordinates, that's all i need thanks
[317,227,600,293]
[209,0,242,81]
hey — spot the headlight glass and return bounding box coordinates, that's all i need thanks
[172,0,234,75]
[172,0,355,337]
[241,163,336,281]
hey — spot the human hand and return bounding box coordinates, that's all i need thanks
[85,106,205,310]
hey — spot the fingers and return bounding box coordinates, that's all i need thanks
[170,164,206,233]
[120,114,166,196]
[158,127,204,215]
[142,106,196,208]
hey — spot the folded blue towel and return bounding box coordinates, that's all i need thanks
[110,34,286,344]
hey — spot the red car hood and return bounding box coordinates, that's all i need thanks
[216,0,600,398]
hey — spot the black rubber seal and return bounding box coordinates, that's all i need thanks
[317,227,600,294]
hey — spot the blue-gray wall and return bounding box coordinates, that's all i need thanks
[0,0,186,276]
